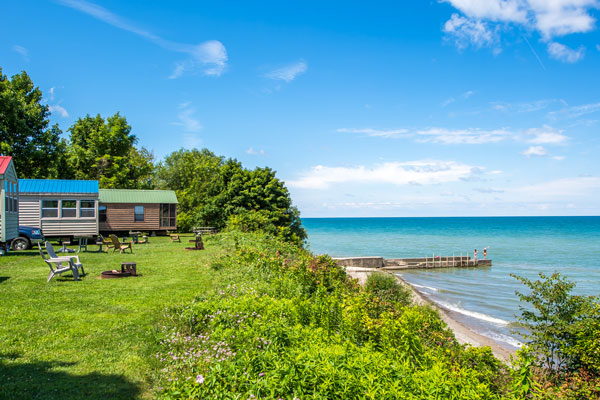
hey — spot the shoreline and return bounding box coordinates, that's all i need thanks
[345,267,516,363]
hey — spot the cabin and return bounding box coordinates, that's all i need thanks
[18,179,99,239]
[0,156,19,248]
[98,189,178,234]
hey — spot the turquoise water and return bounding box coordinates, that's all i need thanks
[302,217,600,349]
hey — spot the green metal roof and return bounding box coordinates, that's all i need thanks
[99,189,178,204]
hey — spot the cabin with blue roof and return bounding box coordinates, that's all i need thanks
[18,179,99,239]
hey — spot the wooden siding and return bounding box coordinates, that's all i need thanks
[18,195,98,237]
[100,203,161,232]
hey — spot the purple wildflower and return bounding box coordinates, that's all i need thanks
[196,374,205,384]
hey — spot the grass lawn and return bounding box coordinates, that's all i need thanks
[0,235,224,399]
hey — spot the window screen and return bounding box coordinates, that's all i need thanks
[80,200,95,218]
[62,200,77,218]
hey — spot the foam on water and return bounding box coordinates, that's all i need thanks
[409,283,438,292]
[436,300,510,326]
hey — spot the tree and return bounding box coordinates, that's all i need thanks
[155,148,306,243]
[154,148,224,231]
[66,113,154,188]
[512,272,599,374]
[0,67,67,178]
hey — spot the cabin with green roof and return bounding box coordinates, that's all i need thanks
[98,189,178,234]
[0,156,19,247]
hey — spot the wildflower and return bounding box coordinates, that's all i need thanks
[259,372,265,377]
[196,374,205,384]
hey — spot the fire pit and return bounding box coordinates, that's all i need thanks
[101,270,131,279]
[100,262,138,279]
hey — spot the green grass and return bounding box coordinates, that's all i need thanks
[0,235,225,399]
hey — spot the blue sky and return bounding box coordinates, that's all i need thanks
[2,0,600,217]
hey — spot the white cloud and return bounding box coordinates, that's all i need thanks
[48,104,69,117]
[12,45,28,60]
[547,41,585,62]
[288,160,480,189]
[443,13,498,49]
[525,125,568,144]
[442,0,599,60]
[58,0,227,78]
[265,60,307,82]
[246,148,265,155]
[337,128,410,138]
[528,0,600,38]
[553,155,566,160]
[49,87,56,101]
[522,145,548,156]
[414,127,511,144]
[173,102,202,133]
[442,0,528,23]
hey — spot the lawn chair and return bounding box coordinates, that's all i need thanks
[169,231,181,242]
[38,243,80,282]
[46,242,85,276]
[96,234,113,252]
[109,234,133,254]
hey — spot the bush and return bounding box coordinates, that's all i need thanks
[365,271,412,307]
[153,232,512,399]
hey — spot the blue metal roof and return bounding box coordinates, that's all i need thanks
[19,179,99,194]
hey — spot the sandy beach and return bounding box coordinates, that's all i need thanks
[345,266,516,363]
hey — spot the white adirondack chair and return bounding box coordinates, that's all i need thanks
[38,243,81,282]
[45,242,85,276]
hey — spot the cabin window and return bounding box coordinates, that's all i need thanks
[160,203,176,227]
[11,182,17,213]
[134,206,144,222]
[99,205,107,222]
[61,200,77,218]
[42,200,59,218]
[80,200,95,218]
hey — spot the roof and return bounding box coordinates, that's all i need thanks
[19,179,99,194]
[99,189,178,204]
[0,156,13,175]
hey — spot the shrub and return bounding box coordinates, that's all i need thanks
[365,271,412,307]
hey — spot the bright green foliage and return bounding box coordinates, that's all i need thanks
[155,232,511,399]
[156,149,306,244]
[512,272,599,374]
[66,113,154,188]
[365,271,413,307]
[0,67,68,178]
[155,148,225,231]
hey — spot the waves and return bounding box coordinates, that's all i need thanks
[436,300,511,326]
[409,283,438,292]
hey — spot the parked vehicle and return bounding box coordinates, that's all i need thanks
[11,226,44,251]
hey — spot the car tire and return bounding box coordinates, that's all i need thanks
[11,237,31,251]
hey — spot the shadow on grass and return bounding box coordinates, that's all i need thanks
[0,277,9,284]
[0,353,142,399]
[5,251,40,257]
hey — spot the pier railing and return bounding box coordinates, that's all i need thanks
[332,256,491,270]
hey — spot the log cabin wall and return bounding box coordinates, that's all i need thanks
[100,203,160,232]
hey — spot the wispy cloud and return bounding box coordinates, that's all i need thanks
[442,90,475,107]
[173,102,202,133]
[522,145,548,157]
[336,128,409,138]
[525,125,568,144]
[288,160,480,189]
[48,104,69,118]
[549,101,600,118]
[12,45,29,60]
[57,0,227,77]
[547,41,585,63]
[491,98,565,113]
[265,60,307,82]
[49,87,56,101]
[246,148,265,155]
[512,177,600,198]
[443,13,499,51]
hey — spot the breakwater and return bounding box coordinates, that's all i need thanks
[333,256,491,270]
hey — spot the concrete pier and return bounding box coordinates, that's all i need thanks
[333,256,491,270]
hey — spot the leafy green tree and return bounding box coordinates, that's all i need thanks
[0,67,68,178]
[155,148,224,231]
[512,272,599,374]
[67,113,154,188]
[155,148,306,243]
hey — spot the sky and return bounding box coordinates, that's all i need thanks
[2,0,600,217]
